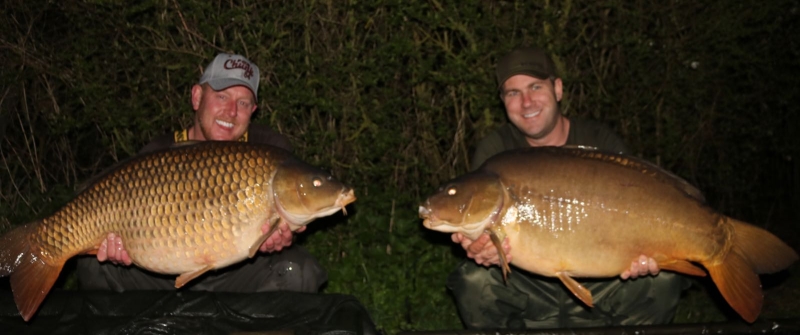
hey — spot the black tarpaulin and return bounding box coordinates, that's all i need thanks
[397,319,800,335]
[0,289,377,335]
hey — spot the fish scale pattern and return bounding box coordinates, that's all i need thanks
[0,140,356,322]
[31,142,285,273]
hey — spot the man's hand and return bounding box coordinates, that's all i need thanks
[452,233,512,267]
[96,232,133,266]
[620,254,660,280]
[259,221,305,253]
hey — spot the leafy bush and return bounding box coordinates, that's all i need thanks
[1,0,798,333]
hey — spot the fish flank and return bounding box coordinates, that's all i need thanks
[421,146,797,323]
[0,142,356,321]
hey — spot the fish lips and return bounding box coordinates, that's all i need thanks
[277,187,357,228]
[418,203,456,231]
[419,198,503,240]
[418,205,439,229]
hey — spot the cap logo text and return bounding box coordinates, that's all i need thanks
[224,59,254,80]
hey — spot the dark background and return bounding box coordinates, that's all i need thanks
[1,0,798,332]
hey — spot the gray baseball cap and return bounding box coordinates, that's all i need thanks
[199,53,260,100]
[495,47,558,90]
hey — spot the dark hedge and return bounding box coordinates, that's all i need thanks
[1,0,798,332]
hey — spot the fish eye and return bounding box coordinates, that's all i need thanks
[312,177,323,187]
[447,187,457,196]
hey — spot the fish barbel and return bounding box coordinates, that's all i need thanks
[0,141,356,321]
[419,146,797,323]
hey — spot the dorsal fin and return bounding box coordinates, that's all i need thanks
[170,140,203,148]
[558,146,706,203]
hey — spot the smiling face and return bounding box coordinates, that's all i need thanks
[189,84,257,141]
[500,74,567,146]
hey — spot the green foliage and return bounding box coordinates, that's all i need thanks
[1,0,799,333]
[304,196,463,330]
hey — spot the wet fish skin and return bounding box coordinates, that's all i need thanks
[0,141,356,321]
[419,146,797,323]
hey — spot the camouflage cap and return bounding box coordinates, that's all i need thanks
[199,53,260,100]
[495,47,558,90]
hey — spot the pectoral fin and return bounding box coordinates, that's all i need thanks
[556,272,594,307]
[175,264,214,288]
[248,217,282,258]
[488,230,511,283]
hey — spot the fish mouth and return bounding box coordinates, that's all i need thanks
[278,187,356,229]
[418,205,432,219]
[335,188,357,215]
[420,209,495,239]
[418,205,439,229]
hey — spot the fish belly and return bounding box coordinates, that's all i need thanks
[122,214,268,274]
[505,196,724,279]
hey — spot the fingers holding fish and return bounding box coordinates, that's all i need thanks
[96,233,132,266]
[453,233,512,267]
[465,234,492,265]
[109,233,132,266]
[620,255,659,280]
[259,222,304,253]
[643,255,661,277]
[96,237,109,262]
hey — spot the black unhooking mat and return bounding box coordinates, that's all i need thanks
[0,289,377,335]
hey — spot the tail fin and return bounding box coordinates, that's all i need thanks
[0,222,35,277]
[706,246,762,323]
[0,222,65,321]
[729,218,798,274]
[705,217,798,323]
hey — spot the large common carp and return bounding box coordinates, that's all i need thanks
[419,146,797,323]
[0,141,356,321]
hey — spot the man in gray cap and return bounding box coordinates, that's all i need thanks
[76,53,327,293]
[447,47,689,328]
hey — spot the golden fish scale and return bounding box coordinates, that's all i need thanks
[488,148,730,277]
[507,188,723,277]
[422,147,796,324]
[30,143,285,273]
